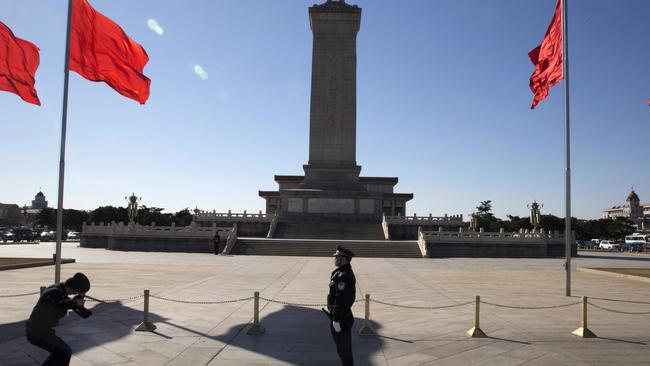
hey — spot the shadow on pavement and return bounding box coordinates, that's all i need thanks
[156,304,384,366]
[3,300,386,365]
[0,300,168,365]
[223,305,384,366]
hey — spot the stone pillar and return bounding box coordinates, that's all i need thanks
[302,1,363,190]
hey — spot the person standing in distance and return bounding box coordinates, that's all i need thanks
[327,245,356,366]
[26,272,91,366]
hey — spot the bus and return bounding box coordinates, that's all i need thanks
[625,234,650,251]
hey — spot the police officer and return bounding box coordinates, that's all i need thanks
[26,272,91,366]
[327,245,356,366]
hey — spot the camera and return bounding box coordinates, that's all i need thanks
[72,294,92,319]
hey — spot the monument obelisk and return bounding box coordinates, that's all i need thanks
[302,0,363,191]
[258,0,413,233]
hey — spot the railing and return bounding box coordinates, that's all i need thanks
[417,227,428,257]
[221,223,238,254]
[193,210,272,222]
[421,228,564,243]
[386,213,464,225]
[82,221,231,238]
[266,215,278,239]
[381,213,391,240]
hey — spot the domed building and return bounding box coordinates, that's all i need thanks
[31,191,48,210]
[602,189,650,231]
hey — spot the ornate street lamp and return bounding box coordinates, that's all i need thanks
[527,200,543,231]
[125,193,141,222]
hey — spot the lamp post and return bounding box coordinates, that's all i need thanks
[527,200,543,231]
[125,193,141,223]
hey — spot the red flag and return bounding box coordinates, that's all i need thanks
[70,0,150,104]
[528,0,563,109]
[0,21,41,105]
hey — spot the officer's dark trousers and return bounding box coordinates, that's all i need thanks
[330,325,353,366]
[26,329,72,366]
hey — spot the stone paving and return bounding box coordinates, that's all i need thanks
[1,242,649,365]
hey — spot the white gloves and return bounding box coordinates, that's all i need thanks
[332,321,341,333]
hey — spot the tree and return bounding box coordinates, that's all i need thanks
[136,206,172,226]
[88,206,129,225]
[538,214,564,232]
[173,208,194,226]
[34,208,57,228]
[503,215,532,232]
[34,208,89,231]
[63,209,89,231]
[473,200,501,232]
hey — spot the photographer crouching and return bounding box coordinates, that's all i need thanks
[26,272,92,366]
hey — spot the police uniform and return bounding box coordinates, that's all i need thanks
[327,245,356,366]
[26,273,90,366]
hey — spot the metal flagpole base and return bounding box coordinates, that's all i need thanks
[247,323,265,335]
[467,326,487,338]
[572,327,596,338]
[135,321,156,332]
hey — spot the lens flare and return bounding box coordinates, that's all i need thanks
[147,19,164,35]
[193,64,209,80]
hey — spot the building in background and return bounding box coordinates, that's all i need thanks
[0,203,23,227]
[0,190,51,227]
[603,189,650,232]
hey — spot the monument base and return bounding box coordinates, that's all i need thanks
[278,189,382,222]
[301,163,365,191]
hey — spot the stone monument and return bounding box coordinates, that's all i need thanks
[259,0,413,238]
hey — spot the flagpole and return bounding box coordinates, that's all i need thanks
[54,0,73,283]
[562,0,572,296]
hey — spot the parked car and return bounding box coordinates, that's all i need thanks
[599,240,620,251]
[67,231,80,241]
[12,228,39,243]
[621,242,644,252]
[1,228,15,242]
[579,240,598,250]
[40,230,56,241]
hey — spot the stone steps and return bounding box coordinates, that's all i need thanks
[232,238,422,258]
[273,222,385,240]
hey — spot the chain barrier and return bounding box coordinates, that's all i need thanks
[587,301,650,315]
[578,296,650,305]
[481,300,581,310]
[150,294,253,305]
[85,295,144,303]
[0,291,40,298]
[370,298,473,310]
[259,297,327,307]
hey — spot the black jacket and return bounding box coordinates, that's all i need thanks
[327,263,356,326]
[26,283,77,332]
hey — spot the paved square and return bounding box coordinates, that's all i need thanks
[1,243,649,365]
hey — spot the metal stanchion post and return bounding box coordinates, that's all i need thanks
[572,296,596,338]
[467,295,486,337]
[359,293,376,335]
[135,289,157,332]
[247,291,265,335]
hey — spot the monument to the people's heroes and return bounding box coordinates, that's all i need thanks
[259,0,414,238]
[82,0,569,257]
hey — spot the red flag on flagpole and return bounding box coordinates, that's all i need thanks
[529,0,563,109]
[70,0,150,104]
[0,21,41,105]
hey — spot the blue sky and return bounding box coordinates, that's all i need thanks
[1,0,649,220]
